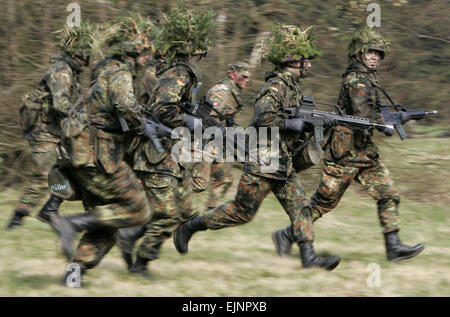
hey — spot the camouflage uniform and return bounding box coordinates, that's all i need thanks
[202,69,313,242]
[55,55,152,268]
[132,56,199,260]
[205,69,246,209]
[311,61,400,233]
[11,54,82,221]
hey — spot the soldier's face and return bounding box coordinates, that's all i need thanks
[361,50,381,69]
[230,72,250,89]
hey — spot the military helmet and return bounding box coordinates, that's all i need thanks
[58,20,95,61]
[264,24,321,65]
[154,2,216,61]
[228,61,250,77]
[103,15,153,57]
[348,26,391,60]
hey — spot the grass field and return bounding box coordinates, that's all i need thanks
[0,131,449,297]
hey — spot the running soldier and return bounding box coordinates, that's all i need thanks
[173,24,341,271]
[271,27,424,262]
[6,22,95,229]
[205,61,250,210]
[119,3,216,277]
[49,16,156,284]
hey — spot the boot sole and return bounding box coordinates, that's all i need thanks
[36,214,50,224]
[388,245,425,262]
[173,228,188,254]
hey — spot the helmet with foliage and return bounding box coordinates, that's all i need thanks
[154,1,216,61]
[348,26,391,60]
[57,20,96,62]
[103,14,153,57]
[264,24,321,65]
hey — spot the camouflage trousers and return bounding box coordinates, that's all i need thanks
[203,171,314,243]
[71,161,152,269]
[310,160,400,233]
[206,161,233,209]
[191,160,211,193]
[14,140,57,213]
[136,167,196,260]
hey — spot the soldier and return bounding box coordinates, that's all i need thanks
[173,24,341,271]
[6,22,95,229]
[49,16,156,283]
[119,3,216,277]
[271,27,424,262]
[205,61,250,210]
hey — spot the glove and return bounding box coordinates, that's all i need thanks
[184,114,202,132]
[141,121,158,139]
[377,126,394,137]
[323,117,338,128]
[284,118,305,133]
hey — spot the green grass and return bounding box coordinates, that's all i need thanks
[0,134,449,296]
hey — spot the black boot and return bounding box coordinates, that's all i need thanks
[50,213,99,260]
[36,195,63,224]
[117,225,146,271]
[272,226,295,258]
[130,256,151,279]
[6,208,30,230]
[173,216,207,254]
[384,230,424,262]
[300,242,341,271]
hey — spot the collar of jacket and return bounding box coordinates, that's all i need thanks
[158,55,200,80]
[265,68,301,87]
[50,53,83,74]
[344,61,378,78]
[220,77,241,100]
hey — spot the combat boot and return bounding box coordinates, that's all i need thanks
[50,213,99,260]
[117,225,146,271]
[130,256,151,279]
[36,195,63,224]
[173,216,207,254]
[6,208,30,230]
[384,230,424,262]
[300,242,341,271]
[272,226,295,258]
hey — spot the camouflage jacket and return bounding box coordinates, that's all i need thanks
[133,56,198,177]
[206,77,243,126]
[323,61,384,167]
[134,60,158,105]
[61,56,144,174]
[32,53,83,142]
[243,69,306,181]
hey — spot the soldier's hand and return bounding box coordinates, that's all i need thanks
[184,114,203,132]
[323,117,338,128]
[284,118,306,133]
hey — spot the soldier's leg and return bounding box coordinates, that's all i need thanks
[50,161,151,260]
[7,141,57,229]
[206,162,233,209]
[191,160,211,193]
[356,160,424,261]
[272,162,358,257]
[71,226,117,272]
[173,172,273,254]
[273,173,340,270]
[132,172,180,276]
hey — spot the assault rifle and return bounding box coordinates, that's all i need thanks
[115,110,173,153]
[284,96,394,142]
[180,97,264,165]
[377,102,438,140]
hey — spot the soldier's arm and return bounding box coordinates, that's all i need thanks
[109,70,144,131]
[149,68,192,128]
[47,67,73,116]
[253,81,286,129]
[347,77,384,124]
[206,87,227,122]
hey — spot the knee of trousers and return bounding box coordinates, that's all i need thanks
[377,193,400,210]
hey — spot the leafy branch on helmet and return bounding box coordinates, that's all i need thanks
[154,1,216,62]
[263,24,321,65]
[347,26,391,60]
[55,20,96,60]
